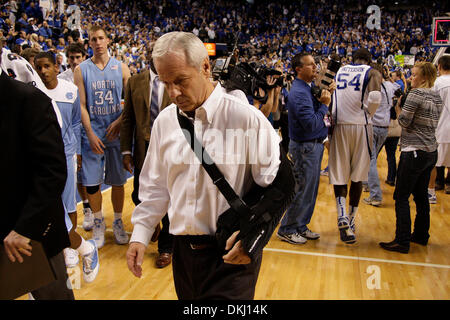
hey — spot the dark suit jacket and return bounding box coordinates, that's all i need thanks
[0,72,70,258]
[120,69,171,170]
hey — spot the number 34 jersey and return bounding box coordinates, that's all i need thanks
[332,64,372,125]
[80,57,123,145]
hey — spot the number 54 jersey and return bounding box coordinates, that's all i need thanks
[80,57,123,146]
[332,64,372,125]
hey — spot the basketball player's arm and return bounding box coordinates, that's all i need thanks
[105,63,131,141]
[74,65,105,154]
[366,68,382,117]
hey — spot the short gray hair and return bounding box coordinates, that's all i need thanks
[152,32,208,70]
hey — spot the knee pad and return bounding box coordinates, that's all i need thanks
[86,185,100,195]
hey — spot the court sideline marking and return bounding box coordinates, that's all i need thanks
[264,247,450,269]
[77,176,450,270]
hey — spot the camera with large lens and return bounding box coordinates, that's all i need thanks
[311,56,341,100]
[392,87,405,108]
[394,87,403,98]
[212,33,290,104]
[256,66,290,89]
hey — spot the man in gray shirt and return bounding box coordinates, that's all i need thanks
[363,64,399,206]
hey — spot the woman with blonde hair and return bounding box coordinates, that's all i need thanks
[30,33,41,50]
[380,62,443,253]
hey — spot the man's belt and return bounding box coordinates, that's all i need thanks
[293,137,325,144]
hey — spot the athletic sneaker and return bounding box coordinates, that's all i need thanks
[428,193,437,204]
[300,229,320,240]
[349,215,356,233]
[92,218,106,249]
[113,218,129,245]
[82,207,94,231]
[82,239,99,283]
[363,197,382,207]
[63,248,79,268]
[277,232,307,244]
[337,217,356,244]
[320,166,329,176]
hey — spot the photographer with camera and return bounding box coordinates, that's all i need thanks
[363,63,399,206]
[277,53,332,244]
[329,48,382,244]
[253,67,282,124]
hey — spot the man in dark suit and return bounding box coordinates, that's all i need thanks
[0,53,74,299]
[120,50,173,268]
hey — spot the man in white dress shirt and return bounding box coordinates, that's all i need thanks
[126,32,282,300]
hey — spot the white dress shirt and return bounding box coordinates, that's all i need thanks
[130,82,281,246]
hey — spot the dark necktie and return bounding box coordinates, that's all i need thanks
[149,75,160,130]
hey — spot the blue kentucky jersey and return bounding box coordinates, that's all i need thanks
[80,57,123,145]
[46,79,81,157]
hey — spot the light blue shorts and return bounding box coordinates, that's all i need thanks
[80,139,126,187]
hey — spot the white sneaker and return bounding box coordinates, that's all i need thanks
[82,208,94,231]
[92,218,106,249]
[63,248,79,268]
[428,193,437,204]
[112,218,129,245]
[300,229,320,240]
[363,197,382,207]
[82,239,99,283]
[338,217,356,244]
[277,232,307,244]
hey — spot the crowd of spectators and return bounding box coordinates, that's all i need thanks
[0,0,449,76]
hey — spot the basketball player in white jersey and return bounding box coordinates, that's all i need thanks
[329,48,382,244]
[0,47,63,126]
[35,51,99,283]
[58,43,95,231]
[74,25,131,249]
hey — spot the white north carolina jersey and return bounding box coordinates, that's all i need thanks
[45,79,81,156]
[58,67,74,83]
[332,64,372,125]
[1,48,63,127]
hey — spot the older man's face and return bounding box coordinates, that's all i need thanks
[155,51,211,113]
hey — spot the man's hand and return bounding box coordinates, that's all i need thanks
[327,80,336,95]
[127,242,146,278]
[319,89,332,106]
[123,154,134,174]
[105,117,121,141]
[222,231,251,265]
[3,231,32,263]
[87,131,105,154]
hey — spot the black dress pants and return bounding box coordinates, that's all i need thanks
[384,136,400,182]
[172,235,262,300]
[393,150,437,246]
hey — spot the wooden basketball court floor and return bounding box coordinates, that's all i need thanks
[19,149,450,300]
